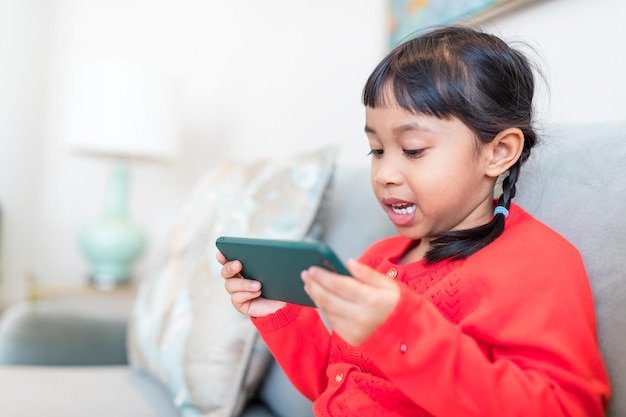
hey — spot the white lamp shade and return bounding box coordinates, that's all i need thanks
[62,56,180,161]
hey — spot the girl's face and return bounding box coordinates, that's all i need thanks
[365,100,497,248]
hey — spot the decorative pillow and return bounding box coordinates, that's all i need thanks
[127,146,337,416]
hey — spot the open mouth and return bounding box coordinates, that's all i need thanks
[391,203,416,215]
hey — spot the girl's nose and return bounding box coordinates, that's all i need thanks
[373,159,403,187]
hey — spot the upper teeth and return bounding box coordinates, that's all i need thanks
[392,204,416,215]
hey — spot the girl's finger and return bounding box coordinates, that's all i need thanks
[308,265,375,298]
[346,259,395,289]
[224,277,261,294]
[216,251,228,265]
[231,290,262,306]
[220,260,243,279]
[302,267,366,309]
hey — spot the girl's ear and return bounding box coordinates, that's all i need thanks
[484,127,524,178]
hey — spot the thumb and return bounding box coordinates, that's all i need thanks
[346,259,394,288]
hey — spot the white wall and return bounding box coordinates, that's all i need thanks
[0,0,49,302]
[1,0,388,305]
[488,0,626,125]
[1,0,624,305]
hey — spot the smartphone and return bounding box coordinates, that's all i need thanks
[215,236,349,308]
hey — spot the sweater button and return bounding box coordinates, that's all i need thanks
[335,372,344,383]
[387,268,398,279]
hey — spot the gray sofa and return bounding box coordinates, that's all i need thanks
[0,121,625,416]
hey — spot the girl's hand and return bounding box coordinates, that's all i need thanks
[301,259,400,346]
[217,251,286,317]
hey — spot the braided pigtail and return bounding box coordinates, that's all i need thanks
[424,217,506,264]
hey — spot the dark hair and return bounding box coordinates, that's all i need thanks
[362,26,539,263]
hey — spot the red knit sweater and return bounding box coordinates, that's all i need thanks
[252,204,610,416]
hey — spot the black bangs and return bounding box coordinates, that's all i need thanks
[362,38,467,120]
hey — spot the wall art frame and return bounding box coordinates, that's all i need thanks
[389,0,540,47]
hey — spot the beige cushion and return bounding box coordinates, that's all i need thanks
[127,147,337,416]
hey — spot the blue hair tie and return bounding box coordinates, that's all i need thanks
[494,206,509,218]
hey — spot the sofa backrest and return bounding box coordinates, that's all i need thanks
[516,120,626,416]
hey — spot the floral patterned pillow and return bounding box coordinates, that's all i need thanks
[127,147,336,416]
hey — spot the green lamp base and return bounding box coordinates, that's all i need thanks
[79,162,145,290]
[79,215,144,290]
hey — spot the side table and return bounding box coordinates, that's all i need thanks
[26,280,138,319]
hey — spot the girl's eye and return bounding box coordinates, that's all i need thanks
[403,149,424,159]
[368,149,384,158]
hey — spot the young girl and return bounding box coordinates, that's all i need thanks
[218,26,610,416]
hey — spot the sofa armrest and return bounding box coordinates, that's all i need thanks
[0,301,128,366]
